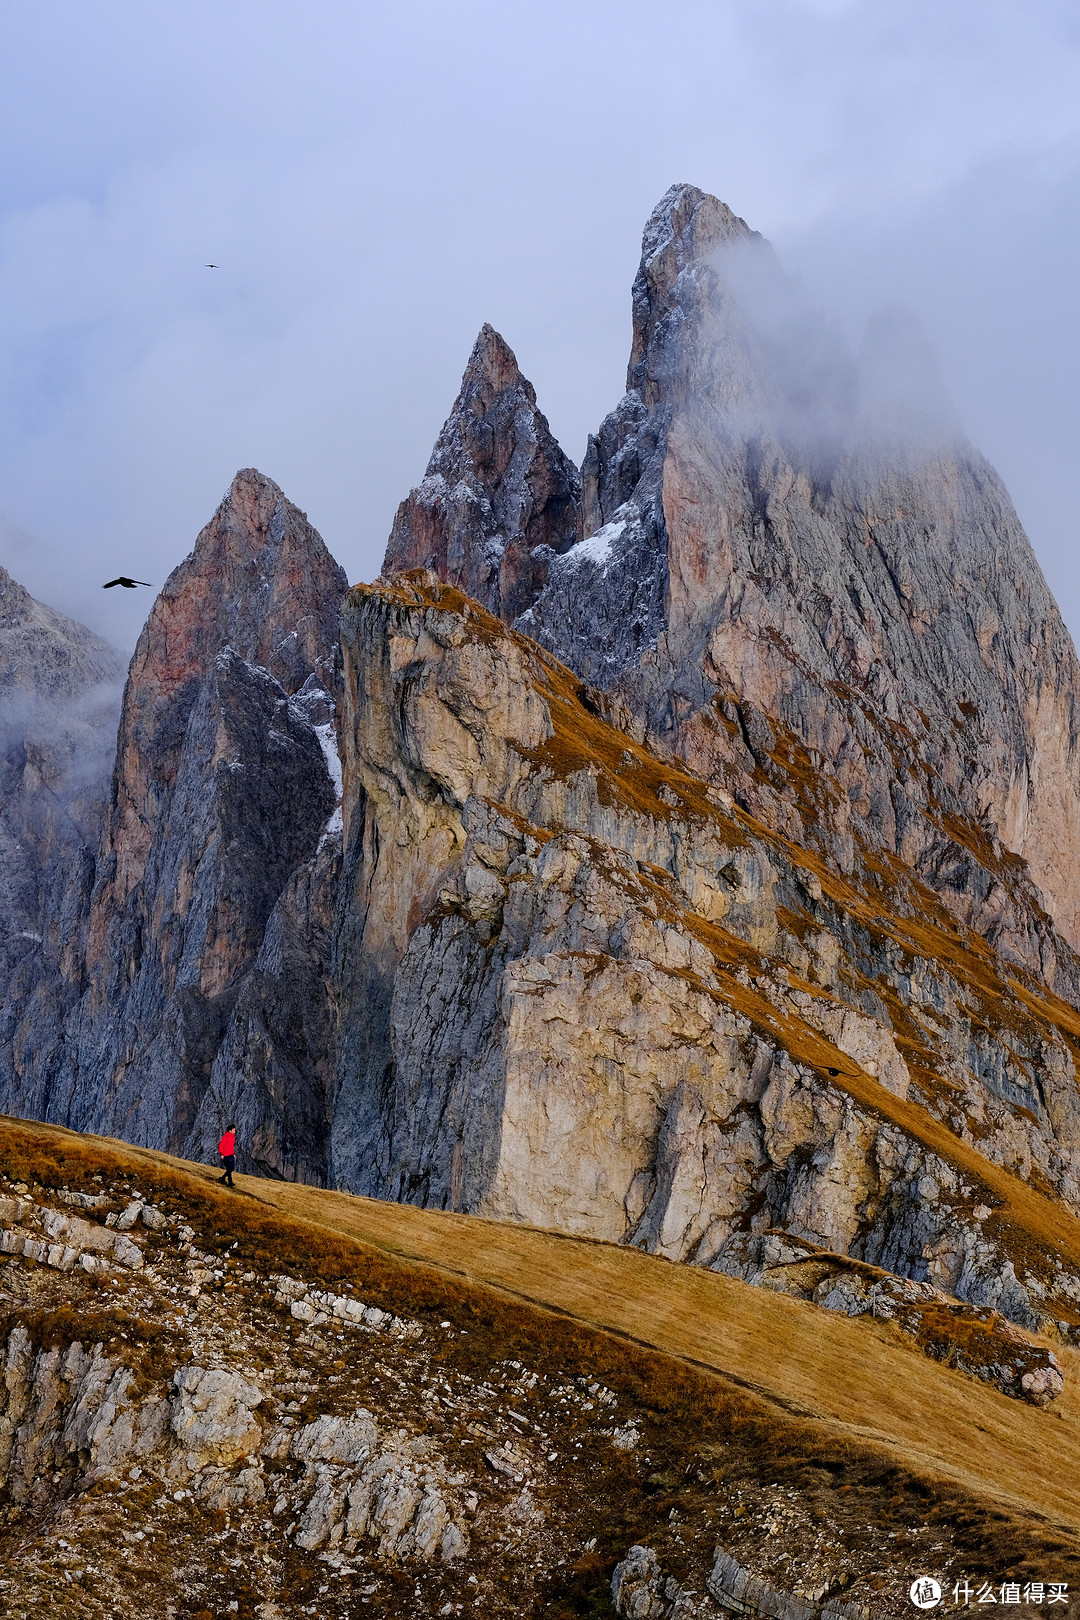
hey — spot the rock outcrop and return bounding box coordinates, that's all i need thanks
[37,470,349,1173]
[331,572,1080,1338]
[610,1543,876,1620]
[383,323,580,624]
[395,185,1080,975]
[0,568,123,1121]
[742,1230,1063,1405]
[0,1173,489,1606]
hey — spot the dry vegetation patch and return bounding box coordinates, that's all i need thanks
[0,1115,1078,1617]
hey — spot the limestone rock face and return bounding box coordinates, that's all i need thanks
[383,324,580,624]
[407,185,1080,968]
[33,470,348,1163]
[61,646,337,1150]
[170,1364,264,1468]
[0,1327,169,1503]
[332,574,1080,1334]
[184,824,342,1184]
[0,567,123,1119]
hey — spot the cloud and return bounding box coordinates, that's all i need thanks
[0,0,1078,645]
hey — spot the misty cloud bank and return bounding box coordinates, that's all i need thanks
[0,683,122,807]
[0,1,1078,647]
[701,235,961,477]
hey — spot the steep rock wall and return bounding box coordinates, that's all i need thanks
[333,573,1080,1334]
[399,184,1080,968]
[13,470,349,1175]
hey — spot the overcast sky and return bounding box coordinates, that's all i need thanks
[1,0,1079,651]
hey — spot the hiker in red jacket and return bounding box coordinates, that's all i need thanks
[218,1127,236,1188]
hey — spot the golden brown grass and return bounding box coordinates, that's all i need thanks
[241,1175,1080,1530]
[3,1110,1079,1576]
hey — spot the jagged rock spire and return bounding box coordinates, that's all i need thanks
[523,183,1080,959]
[101,468,346,914]
[382,324,579,624]
[55,470,348,1157]
[628,182,761,409]
[141,467,346,697]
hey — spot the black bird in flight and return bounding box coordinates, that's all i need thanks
[102,577,152,590]
[205,263,220,269]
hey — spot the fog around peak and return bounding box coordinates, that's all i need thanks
[696,234,962,479]
[848,305,961,458]
[707,234,856,470]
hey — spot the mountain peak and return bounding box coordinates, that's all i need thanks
[158,468,347,698]
[628,185,761,403]
[67,475,348,1154]
[462,323,532,403]
[382,329,579,624]
[197,466,312,571]
[640,183,754,273]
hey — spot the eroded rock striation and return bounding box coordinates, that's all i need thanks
[331,573,1080,1339]
[383,323,580,624]
[38,470,348,1176]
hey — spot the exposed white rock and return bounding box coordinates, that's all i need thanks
[0,1329,168,1502]
[169,1365,264,1470]
[289,1412,377,1466]
[289,1428,468,1563]
[270,1275,423,1339]
[38,1205,144,1269]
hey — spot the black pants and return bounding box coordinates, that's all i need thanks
[220,1154,235,1187]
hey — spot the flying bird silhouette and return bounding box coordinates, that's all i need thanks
[102,577,152,590]
[205,263,220,269]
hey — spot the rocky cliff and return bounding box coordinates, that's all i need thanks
[0,568,123,1126]
[398,186,1080,976]
[20,470,349,1180]
[332,572,1080,1341]
[383,323,580,624]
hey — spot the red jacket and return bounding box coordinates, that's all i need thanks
[218,1131,235,1157]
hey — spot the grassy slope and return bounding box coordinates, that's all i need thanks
[247,1177,1080,1532]
[5,1112,1076,1547]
